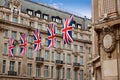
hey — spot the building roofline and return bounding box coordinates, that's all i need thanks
[24,0,90,20]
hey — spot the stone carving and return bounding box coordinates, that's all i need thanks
[102,26,116,54]
[9,0,21,7]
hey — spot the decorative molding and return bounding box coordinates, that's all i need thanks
[9,0,21,7]
[102,26,116,54]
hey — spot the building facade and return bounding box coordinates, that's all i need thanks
[0,0,92,80]
[92,0,120,80]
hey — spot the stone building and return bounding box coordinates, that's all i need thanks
[92,0,120,80]
[0,0,92,80]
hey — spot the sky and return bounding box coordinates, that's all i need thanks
[31,0,91,18]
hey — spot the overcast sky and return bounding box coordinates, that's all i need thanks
[31,0,91,18]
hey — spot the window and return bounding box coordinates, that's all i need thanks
[43,14,49,20]
[57,28,61,34]
[80,70,83,80]
[72,23,76,27]
[36,12,41,18]
[13,8,19,14]
[67,68,71,79]
[57,41,61,48]
[20,18,23,24]
[28,36,33,43]
[88,35,91,41]
[62,68,64,79]
[27,10,33,16]
[13,46,16,55]
[63,53,65,62]
[80,34,83,39]
[80,46,83,52]
[27,48,32,58]
[78,24,82,29]
[11,31,17,39]
[67,54,71,63]
[2,60,6,73]
[52,17,56,22]
[9,61,15,71]
[5,15,9,21]
[37,50,41,57]
[74,56,77,63]
[56,68,60,79]
[56,53,60,60]
[51,66,53,78]
[18,62,21,75]
[73,33,77,38]
[12,17,18,23]
[74,71,77,80]
[44,65,48,77]
[67,43,71,49]
[38,23,42,30]
[3,43,7,54]
[73,45,77,52]
[36,65,40,77]
[51,52,54,61]
[80,56,83,65]
[27,63,32,76]
[29,22,34,27]
[45,38,48,46]
[44,51,49,60]
[88,47,91,54]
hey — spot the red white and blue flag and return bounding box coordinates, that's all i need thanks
[20,33,27,56]
[47,23,56,48]
[62,15,73,44]
[8,38,14,57]
[33,29,41,52]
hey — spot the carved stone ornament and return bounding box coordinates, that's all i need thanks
[102,26,116,53]
[9,0,21,7]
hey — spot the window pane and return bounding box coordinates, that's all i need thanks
[30,22,34,27]
[38,24,42,30]
[27,48,32,58]
[5,15,9,21]
[4,30,8,37]
[18,62,21,75]
[74,71,77,80]
[9,61,15,71]
[67,68,70,79]
[74,56,77,63]
[2,60,6,73]
[44,66,48,77]
[56,53,60,60]
[80,70,83,80]
[3,43,7,54]
[27,63,32,76]
[67,54,70,63]
[51,52,54,61]
[44,51,49,60]
[12,17,17,23]
[37,50,41,57]
[51,66,53,78]
[36,65,40,77]
[11,31,17,39]
[80,57,83,65]
[73,45,77,52]
[57,41,60,48]
[80,46,83,52]
[28,36,33,43]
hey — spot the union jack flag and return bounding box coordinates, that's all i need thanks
[47,23,56,48]
[8,38,14,57]
[62,16,73,44]
[20,33,27,56]
[33,29,41,52]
